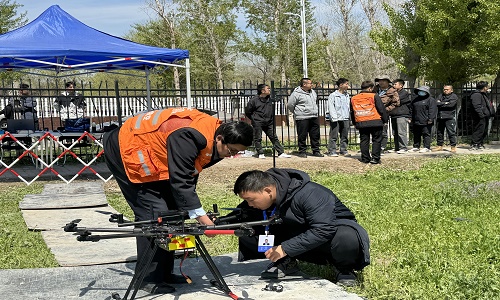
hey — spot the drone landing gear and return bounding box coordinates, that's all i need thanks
[112,236,239,300]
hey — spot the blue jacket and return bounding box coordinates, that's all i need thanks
[327,90,350,122]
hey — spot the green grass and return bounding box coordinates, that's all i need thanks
[0,183,58,269]
[1,155,499,299]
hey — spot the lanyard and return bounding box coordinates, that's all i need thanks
[263,207,276,235]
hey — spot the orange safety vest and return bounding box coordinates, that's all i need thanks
[351,93,382,123]
[118,108,222,183]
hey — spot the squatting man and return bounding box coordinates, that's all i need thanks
[230,168,370,286]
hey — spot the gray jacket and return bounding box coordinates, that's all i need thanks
[287,86,318,120]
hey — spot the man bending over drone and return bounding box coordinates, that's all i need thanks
[230,168,370,286]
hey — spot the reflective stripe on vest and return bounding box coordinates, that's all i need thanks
[137,150,152,176]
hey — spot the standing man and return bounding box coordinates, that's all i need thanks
[327,78,351,157]
[470,81,494,150]
[245,84,291,159]
[373,75,399,153]
[434,85,458,153]
[351,81,388,164]
[287,78,324,158]
[103,108,253,295]
[231,168,370,286]
[390,79,411,154]
[409,86,438,153]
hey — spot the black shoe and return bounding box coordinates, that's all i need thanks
[312,152,324,157]
[339,151,351,157]
[261,256,300,279]
[297,152,307,158]
[335,271,358,287]
[165,273,190,284]
[369,159,380,164]
[359,159,370,164]
[139,282,176,294]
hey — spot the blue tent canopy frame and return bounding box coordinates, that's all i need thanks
[0,5,192,108]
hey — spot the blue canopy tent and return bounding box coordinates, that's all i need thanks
[0,5,192,108]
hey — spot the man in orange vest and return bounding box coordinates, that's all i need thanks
[103,107,253,295]
[350,81,388,164]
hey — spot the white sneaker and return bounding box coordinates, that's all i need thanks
[419,148,431,153]
[410,148,420,152]
[259,154,266,159]
[397,149,408,154]
[278,153,291,158]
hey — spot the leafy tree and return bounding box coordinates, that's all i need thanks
[371,0,500,85]
[240,0,315,86]
[177,0,241,89]
[0,0,27,84]
[0,0,26,33]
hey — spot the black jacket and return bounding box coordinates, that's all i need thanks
[436,93,458,119]
[268,168,370,269]
[390,89,411,118]
[103,126,223,211]
[470,90,494,119]
[410,95,438,126]
[245,94,274,124]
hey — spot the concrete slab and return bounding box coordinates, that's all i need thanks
[41,182,105,195]
[22,207,136,267]
[0,253,363,300]
[20,193,108,210]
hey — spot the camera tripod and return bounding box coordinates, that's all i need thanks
[64,209,281,300]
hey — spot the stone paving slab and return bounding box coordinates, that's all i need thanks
[40,182,105,195]
[20,193,107,210]
[22,207,136,266]
[0,253,363,300]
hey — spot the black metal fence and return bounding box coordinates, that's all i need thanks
[1,80,499,151]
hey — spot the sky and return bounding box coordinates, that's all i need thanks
[13,1,153,37]
[13,1,326,38]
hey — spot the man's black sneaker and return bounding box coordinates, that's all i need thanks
[311,152,324,157]
[369,159,380,164]
[335,271,358,287]
[260,256,300,279]
[297,152,307,158]
[165,273,190,284]
[139,282,176,294]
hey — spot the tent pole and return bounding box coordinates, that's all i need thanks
[146,67,152,111]
[186,58,192,109]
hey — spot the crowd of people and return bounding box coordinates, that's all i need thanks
[254,77,495,164]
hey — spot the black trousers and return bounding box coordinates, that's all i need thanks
[104,132,175,284]
[296,117,321,154]
[359,126,383,163]
[436,118,457,146]
[238,225,362,273]
[472,117,488,146]
[413,124,433,149]
[253,121,284,155]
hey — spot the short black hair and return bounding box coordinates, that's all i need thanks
[233,170,276,195]
[476,81,489,90]
[336,78,349,86]
[257,84,268,95]
[361,80,374,90]
[65,81,76,88]
[394,79,405,86]
[215,121,253,146]
[19,83,30,89]
[300,78,311,86]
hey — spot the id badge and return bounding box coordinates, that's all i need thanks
[258,235,275,252]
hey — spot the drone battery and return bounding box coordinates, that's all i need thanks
[168,235,196,251]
